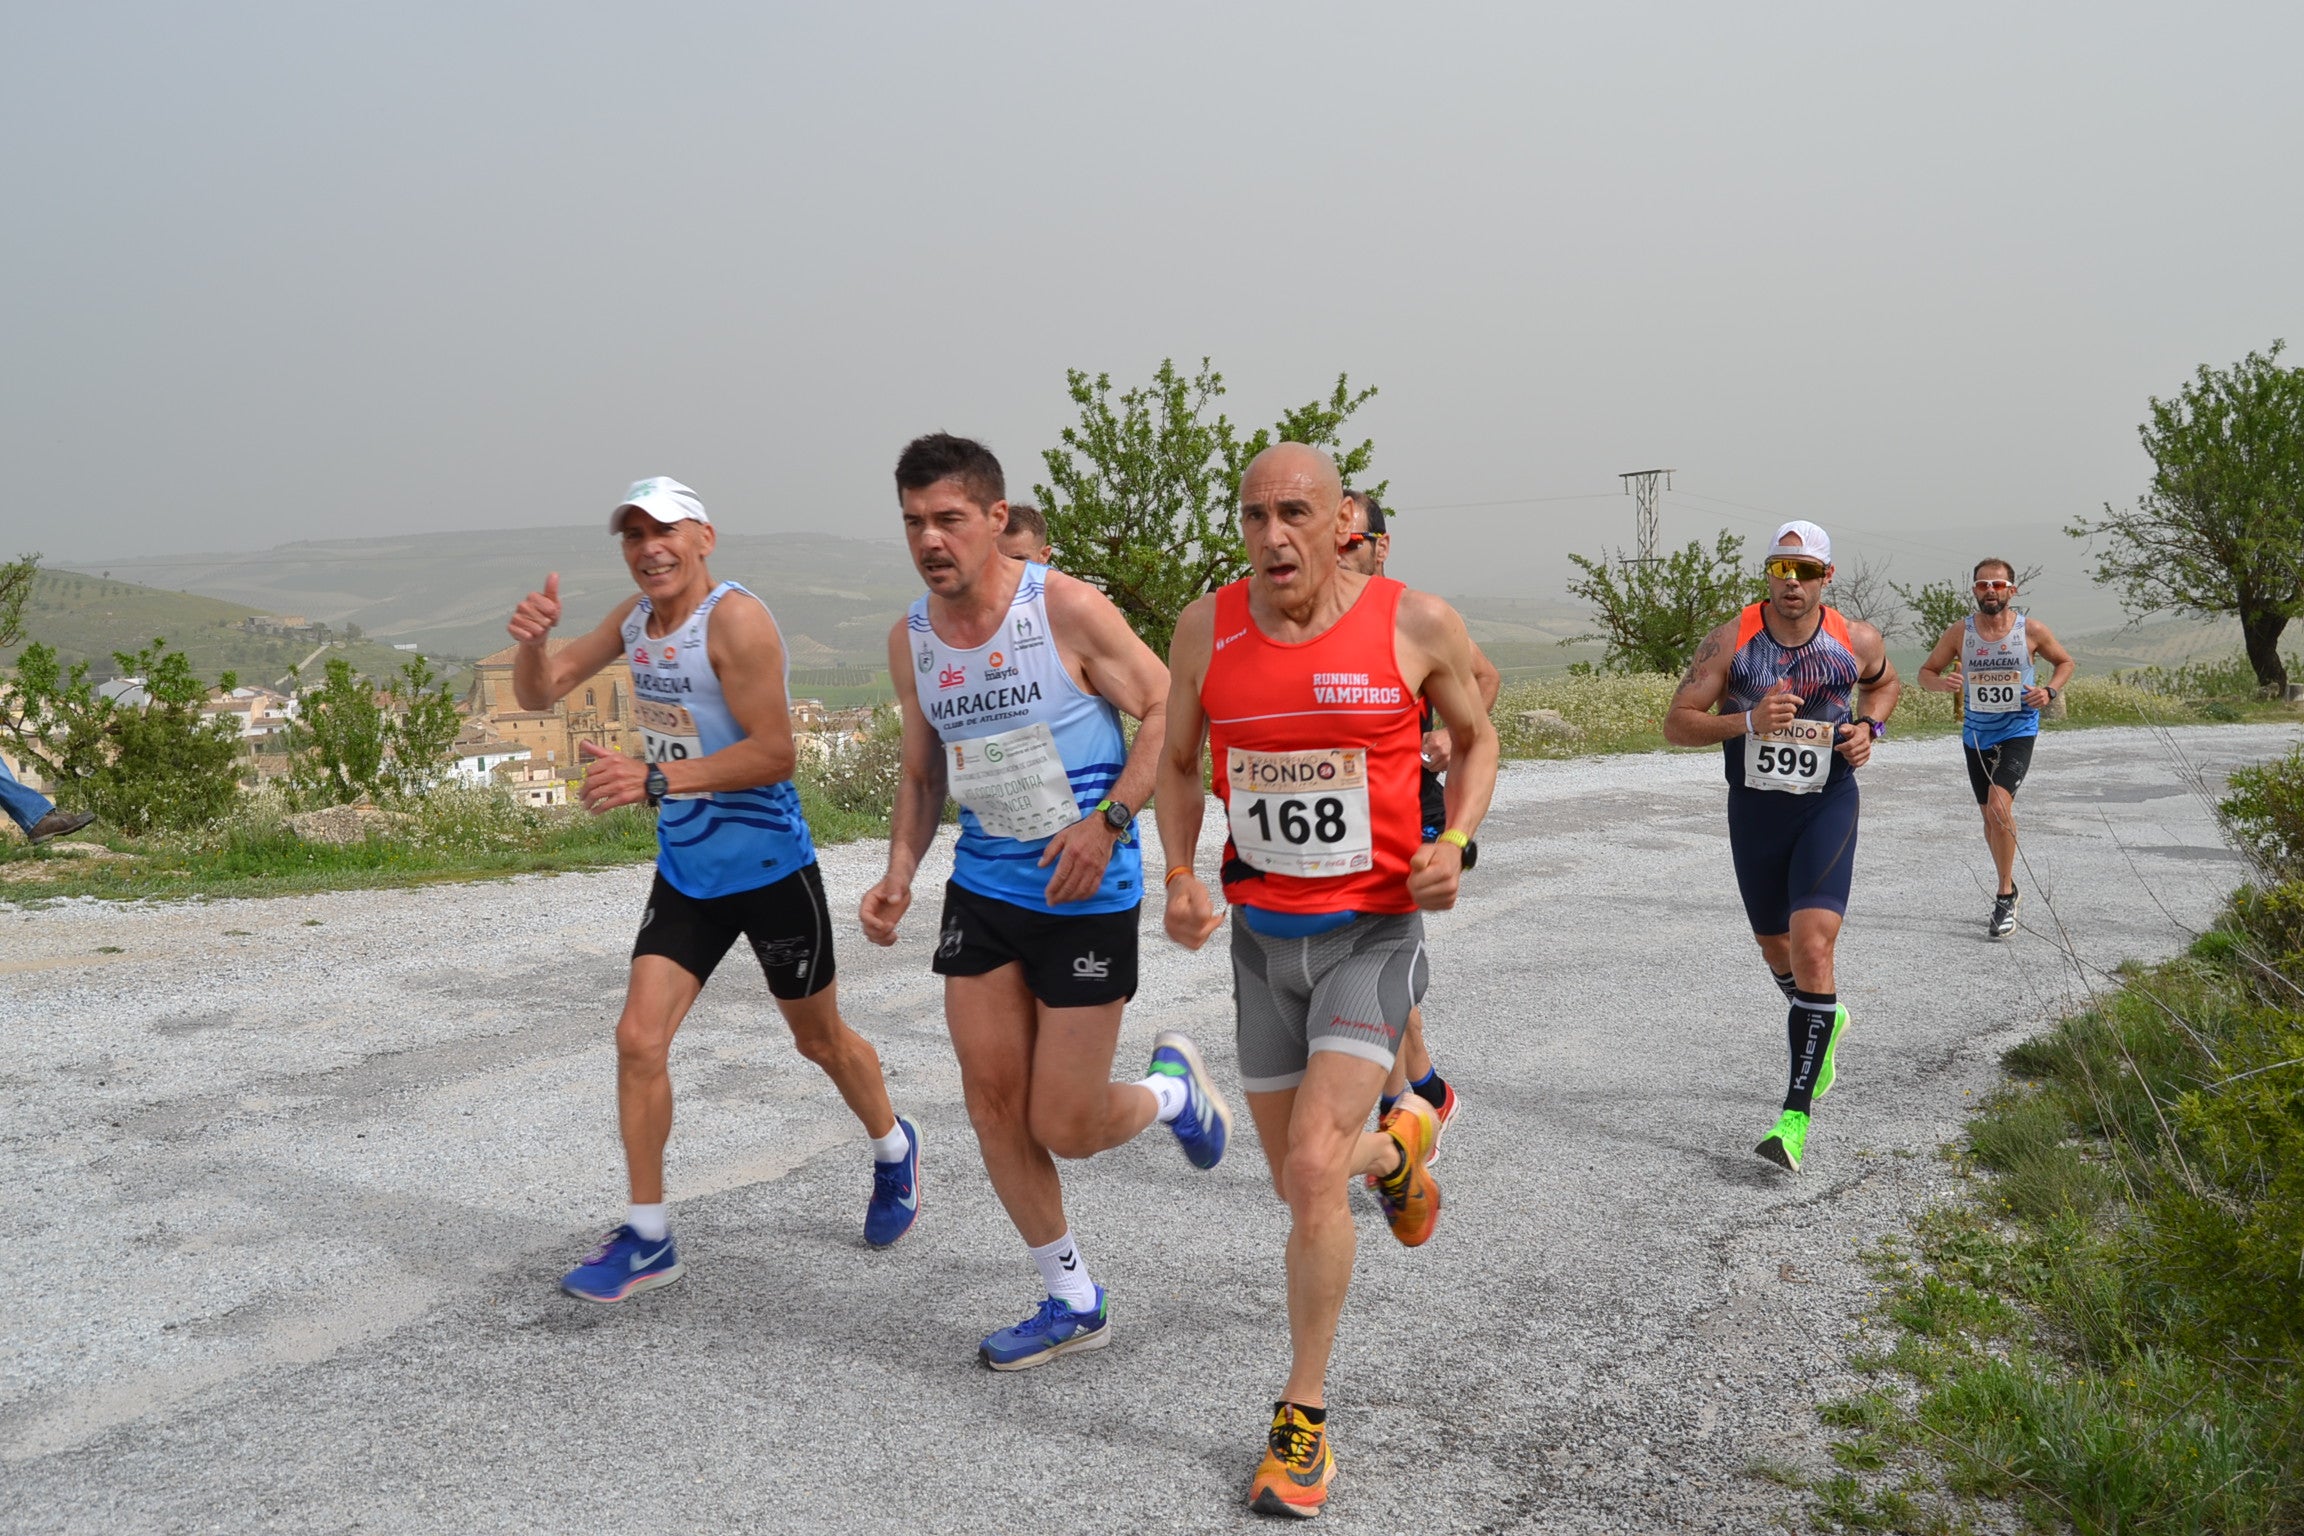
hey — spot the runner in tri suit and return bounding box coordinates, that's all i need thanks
[505,477,919,1303]
[1339,491,1501,1150]
[1158,444,1498,1519]
[1915,559,2074,938]
[860,434,1230,1371]
[1663,520,1900,1174]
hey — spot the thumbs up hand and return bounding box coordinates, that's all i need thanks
[508,572,562,644]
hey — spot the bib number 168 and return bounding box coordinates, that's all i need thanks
[1244,796,1350,846]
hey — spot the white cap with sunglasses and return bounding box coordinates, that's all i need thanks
[1768,520,1831,565]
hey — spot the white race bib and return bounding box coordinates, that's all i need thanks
[1226,746,1374,877]
[634,698,710,800]
[947,721,1082,842]
[1965,668,2023,714]
[1745,718,1835,795]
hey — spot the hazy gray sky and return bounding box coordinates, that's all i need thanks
[6,2,2299,623]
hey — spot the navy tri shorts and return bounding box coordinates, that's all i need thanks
[1725,775,1860,937]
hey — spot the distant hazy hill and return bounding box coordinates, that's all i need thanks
[80,527,924,665]
[3,569,445,687]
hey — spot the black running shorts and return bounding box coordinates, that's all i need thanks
[1963,736,2035,805]
[1726,775,1860,937]
[932,881,1139,1009]
[632,862,836,999]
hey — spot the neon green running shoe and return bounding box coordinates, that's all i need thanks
[1812,1005,1851,1102]
[1755,1109,1810,1172]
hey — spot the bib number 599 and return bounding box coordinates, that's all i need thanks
[1245,796,1349,846]
[1753,742,1818,779]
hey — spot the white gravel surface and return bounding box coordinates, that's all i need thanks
[3,723,2296,1535]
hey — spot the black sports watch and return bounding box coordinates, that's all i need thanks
[645,764,670,805]
[1095,797,1133,833]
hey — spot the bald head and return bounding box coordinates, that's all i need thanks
[1242,442,1344,506]
[1239,441,1355,602]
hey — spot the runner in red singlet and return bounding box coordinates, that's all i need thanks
[1156,443,1499,1520]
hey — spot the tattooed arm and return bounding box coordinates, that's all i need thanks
[1662,621,1769,746]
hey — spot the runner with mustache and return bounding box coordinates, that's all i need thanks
[1915,559,2074,937]
[862,434,1230,1371]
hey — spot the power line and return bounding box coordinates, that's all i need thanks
[1395,491,1622,513]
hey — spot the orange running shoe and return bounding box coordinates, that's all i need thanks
[1248,1402,1334,1518]
[1375,1096,1440,1247]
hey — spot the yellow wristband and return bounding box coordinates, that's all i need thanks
[1164,865,1194,885]
[1437,829,1470,850]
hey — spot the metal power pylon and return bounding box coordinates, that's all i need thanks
[1619,469,1673,562]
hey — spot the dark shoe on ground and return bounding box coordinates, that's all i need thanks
[28,809,95,846]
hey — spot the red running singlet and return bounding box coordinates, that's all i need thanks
[1203,576,1425,916]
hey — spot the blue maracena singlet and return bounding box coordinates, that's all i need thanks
[622,581,815,899]
[907,564,1139,915]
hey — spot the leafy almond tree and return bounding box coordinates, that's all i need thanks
[1566,531,1759,674]
[284,653,463,807]
[1034,358,1382,656]
[2069,342,2304,692]
[1,637,241,831]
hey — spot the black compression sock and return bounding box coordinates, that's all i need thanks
[1410,1068,1449,1104]
[1377,1094,1399,1120]
[1771,970,1798,1003]
[1277,1400,1329,1426]
[1784,990,1838,1112]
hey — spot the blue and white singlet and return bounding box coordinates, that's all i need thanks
[622,581,815,899]
[1960,612,2039,749]
[907,563,1139,915]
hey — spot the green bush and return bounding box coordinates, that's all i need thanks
[2222,742,2304,881]
[1,637,241,832]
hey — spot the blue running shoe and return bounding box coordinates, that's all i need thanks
[979,1286,1112,1371]
[1149,1030,1231,1171]
[561,1224,682,1303]
[865,1114,922,1249]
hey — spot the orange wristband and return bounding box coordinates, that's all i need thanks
[1164,865,1194,885]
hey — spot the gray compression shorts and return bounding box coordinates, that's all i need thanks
[1229,910,1430,1093]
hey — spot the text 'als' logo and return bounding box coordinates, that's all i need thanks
[938,665,968,690]
[631,648,650,666]
[1071,952,1111,979]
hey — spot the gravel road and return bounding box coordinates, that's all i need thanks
[4,723,2296,1535]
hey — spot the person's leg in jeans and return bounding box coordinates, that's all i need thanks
[0,756,57,837]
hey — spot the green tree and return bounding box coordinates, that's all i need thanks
[1034,358,1382,655]
[2069,341,2304,692]
[0,552,36,649]
[1891,563,2044,644]
[1,637,242,831]
[285,653,464,807]
[1565,530,1759,674]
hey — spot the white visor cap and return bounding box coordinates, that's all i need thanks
[1769,519,1831,565]
[610,477,710,532]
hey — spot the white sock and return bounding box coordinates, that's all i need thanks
[1140,1073,1188,1124]
[627,1202,669,1242]
[869,1120,911,1164]
[1027,1231,1098,1312]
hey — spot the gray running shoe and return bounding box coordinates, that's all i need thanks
[1989,888,2019,939]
